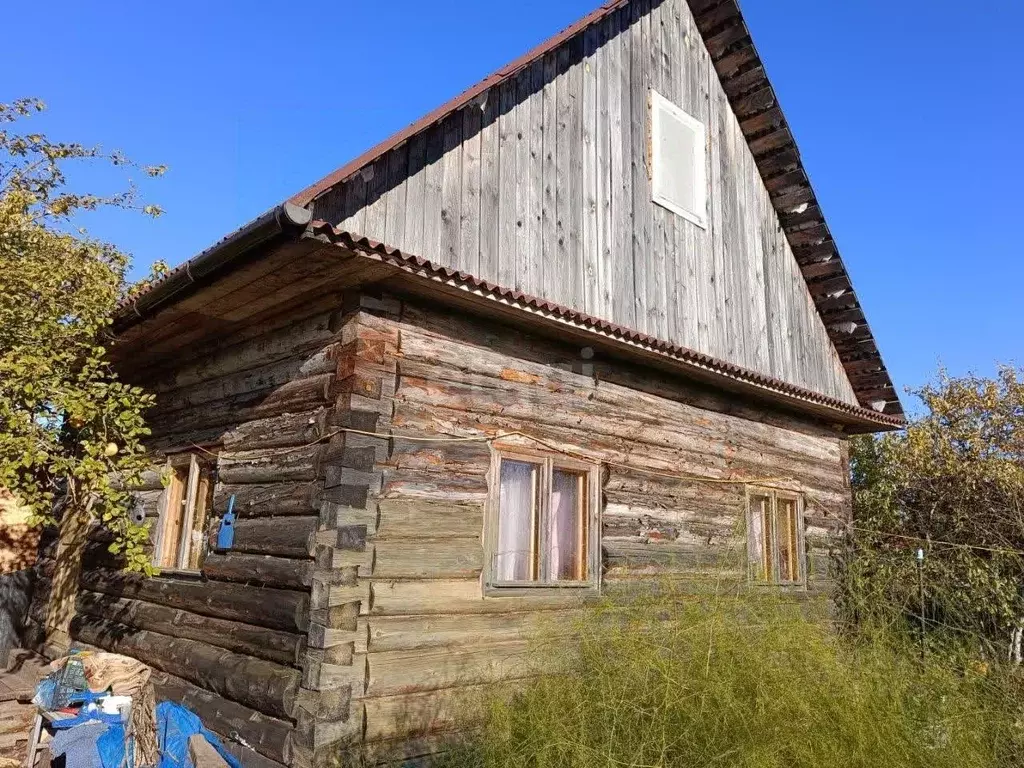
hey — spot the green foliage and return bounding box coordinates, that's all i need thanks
[840,366,1024,657]
[0,98,166,573]
[438,590,1024,768]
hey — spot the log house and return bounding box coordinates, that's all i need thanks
[27,0,903,764]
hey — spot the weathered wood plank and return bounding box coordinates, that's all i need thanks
[372,538,481,580]
[365,609,579,653]
[440,112,463,266]
[204,553,314,590]
[460,104,482,277]
[151,671,294,765]
[76,591,305,667]
[479,86,501,278]
[71,615,301,720]
[374,499,483,540]
[368,579,586,616]
[497,78,518,288]
[209,516,318,558]
[80,569,309,632]
[217,444,322,485]
[385,142,409,247]
[215,482,318,518]
[365,641,535,697]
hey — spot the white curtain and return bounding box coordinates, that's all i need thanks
[496,460,537,581]
[549,470,581,580]
[749,494,770,581]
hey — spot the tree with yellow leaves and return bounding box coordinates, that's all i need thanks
[0,98,166,651]
[843,366,1024,659]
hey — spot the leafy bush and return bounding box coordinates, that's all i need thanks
[840,366,1024,659]
[439,590,1024,768]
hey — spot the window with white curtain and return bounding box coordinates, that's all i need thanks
[488,450,599,590]
[747,488,805,585]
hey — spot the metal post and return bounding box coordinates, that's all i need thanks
[916,547,926,660]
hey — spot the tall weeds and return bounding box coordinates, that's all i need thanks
[439,589,1024,768]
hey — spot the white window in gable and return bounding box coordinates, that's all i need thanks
[650,89,708,229]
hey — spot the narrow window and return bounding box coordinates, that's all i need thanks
[747,488,804,585]
[650,89,708,228]
[489,451,598,589]
[155,453,215,571]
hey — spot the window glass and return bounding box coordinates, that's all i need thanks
[156,454,215,570]
[490,452,597,589]
[495,459,540,581]
[748,490,803,585]
[550,469,586,581]
[749,493,772,582]
[777,498,799,583]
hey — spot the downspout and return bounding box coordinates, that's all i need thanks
[116,202,312,329]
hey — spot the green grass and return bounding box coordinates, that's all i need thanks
[437,589,1024,768]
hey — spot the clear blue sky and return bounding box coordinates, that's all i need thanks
[3,0,1020,408]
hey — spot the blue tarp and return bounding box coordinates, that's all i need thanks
[156,702,241,768]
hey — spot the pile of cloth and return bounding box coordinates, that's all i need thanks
[36,651,158,767]
[34,651,240,768]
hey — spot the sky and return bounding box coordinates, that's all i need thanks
[3,0,1021,409]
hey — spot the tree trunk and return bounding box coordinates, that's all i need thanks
[44,491,92,657]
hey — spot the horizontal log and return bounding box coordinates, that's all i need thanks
[375,499,483,540]
[372,538,482,580]
[158,310,337,392]
[80,569,309,633]
[203,553,314,590]
[388,438,491,475]
[366,641,535,697]
[147,374,334,439]
[368,579,586,616]
[150,670,294,765]
[71,615,301,720]
[380,468,488,503]
[221,409,328,451]
[155,352,334,413]
[361,683,503,742]
[217,444,323,485]
[209,516,318,558]
[76,591,305,667]
[215,482,319,518]
[365,609,580,653]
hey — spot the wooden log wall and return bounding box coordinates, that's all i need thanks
[27,294,394,768]
[310,0,859,409]
[328,294,851,762]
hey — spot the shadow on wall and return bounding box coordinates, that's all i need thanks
[0,570,33,666]
[1,491,39,664]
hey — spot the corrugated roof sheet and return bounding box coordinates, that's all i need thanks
[309,222,905,429]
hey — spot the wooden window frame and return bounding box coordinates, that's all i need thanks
[154,452,216,573]
[746,487,806,587]
[484,446,601,595]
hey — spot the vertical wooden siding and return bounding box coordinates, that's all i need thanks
[312,0,857,407]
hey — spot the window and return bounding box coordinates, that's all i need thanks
[747,488,805,585]
[487,450,599,590]
[650,89,707,228]
[155,453,215,571]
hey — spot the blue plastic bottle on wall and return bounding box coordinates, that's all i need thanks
[217,495,236,550]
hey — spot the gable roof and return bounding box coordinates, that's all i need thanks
[119,0,904,426]
[285,0,903,421]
